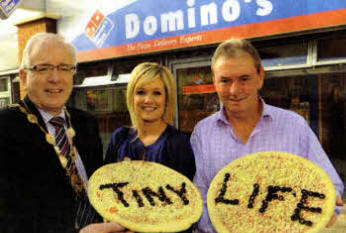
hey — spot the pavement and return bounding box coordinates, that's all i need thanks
[321,205,346,233]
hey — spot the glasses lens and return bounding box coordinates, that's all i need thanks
[30,64,75,74]
[58,65,71,72]
[34,65,51,72]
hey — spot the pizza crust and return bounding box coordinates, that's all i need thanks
[207,151,336,233]
[88,161,203,232]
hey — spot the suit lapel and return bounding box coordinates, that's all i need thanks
[20,96,71,180]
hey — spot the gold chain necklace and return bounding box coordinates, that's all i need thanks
[18,103,86,195]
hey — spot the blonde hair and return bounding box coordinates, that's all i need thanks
[211,38,262,74]
[21,32,77,69]
[126,62,177,131]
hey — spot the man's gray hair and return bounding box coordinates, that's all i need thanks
[20,32,77,69]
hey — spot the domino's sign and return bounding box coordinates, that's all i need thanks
[84,10,114,48]
[0,0,22,19]
[124,0,273,40]
[72,0,346,62]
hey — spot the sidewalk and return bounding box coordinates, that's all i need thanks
[321,205,346,233]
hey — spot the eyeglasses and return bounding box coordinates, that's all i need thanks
[25,64,77,74]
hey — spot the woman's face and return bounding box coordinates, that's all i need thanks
[134,78,166,123]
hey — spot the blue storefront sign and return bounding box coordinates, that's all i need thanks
[72,0,346,62]
[0,0,22,19]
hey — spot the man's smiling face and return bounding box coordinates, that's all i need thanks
[21,38,74,115]
[213,53,264,118]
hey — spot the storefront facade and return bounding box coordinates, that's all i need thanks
[0,70,20,109]
[9,0,346,198]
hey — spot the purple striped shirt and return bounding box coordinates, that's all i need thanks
[191,102,344,233]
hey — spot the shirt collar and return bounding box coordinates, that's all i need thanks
[38,108,66,126]
[260,97,273,121]
[216,107,229,126]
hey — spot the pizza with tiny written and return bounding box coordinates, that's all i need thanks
[207,151,336,233]
[88,161,203,232]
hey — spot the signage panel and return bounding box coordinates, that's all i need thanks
[71,0,346,62]
[0,0,22,19]
[183,84,216,94]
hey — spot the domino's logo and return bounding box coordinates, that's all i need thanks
[194,74,205,84]
[85,10,114,48]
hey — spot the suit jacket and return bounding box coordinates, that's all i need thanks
[0,96,103,233]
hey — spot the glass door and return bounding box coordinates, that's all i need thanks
[171,59,220,135]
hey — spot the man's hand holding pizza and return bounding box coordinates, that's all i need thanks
[326,196,344,228]
[79,221,134,233]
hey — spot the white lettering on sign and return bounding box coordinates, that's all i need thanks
[127,44,136,51]
[187,0,196,28]
[1,0,11,7]
[125,14,140,39]
[222,0,241,22]
[201,2,218,26]
[137,42,151,50]
[161,10,184,33]
[5,2,14,11]
[154,38,178,47]
[125,0,273,39]
[180,34,203,45]
[143,16,157,36]
[256,0,273,16]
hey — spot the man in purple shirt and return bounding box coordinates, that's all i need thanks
[191,38,344,233]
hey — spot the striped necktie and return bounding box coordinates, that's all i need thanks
[50,116,72,167]
[50,116,99,229]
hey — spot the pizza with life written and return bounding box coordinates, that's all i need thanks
[88,161,203,232]
[207,151,336,233]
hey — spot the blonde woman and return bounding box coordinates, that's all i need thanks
[105,62,195,180]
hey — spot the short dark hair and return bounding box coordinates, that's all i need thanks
[211,38,262,74]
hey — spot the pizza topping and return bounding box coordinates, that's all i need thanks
[290,189,325,226]
[132,190,144,207]
[99,182,130,207]
[99,182,191,207]
[259,185,293,213]
[302,189,325,199]
[248,183,260,208]
[213,179,325,220]
[166,183,190,205]
[215,173,239,205]
[142,186,173,206]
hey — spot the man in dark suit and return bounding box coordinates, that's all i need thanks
[0,33,127,233]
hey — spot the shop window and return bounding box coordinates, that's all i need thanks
[0,77,11,108]
[111,57,162,78]
[319,73,346,188]
[69,85,130,156]
[176,66,219,134]
[75,62,109,85]
[0,97,9,108]
[317,37,346,62]
[260,75,319,134]
[0,78,8,92]
[258,42,308,68]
